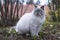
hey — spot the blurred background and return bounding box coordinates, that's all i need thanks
[0,0,60,40]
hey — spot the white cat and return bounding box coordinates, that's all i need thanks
[11,6,46,37]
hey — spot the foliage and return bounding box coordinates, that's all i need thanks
[0,0,30,26]
[49,11,57,22]
[48,0,60,22]
[0,0,18,26]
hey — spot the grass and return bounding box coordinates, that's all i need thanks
[0,22,60,40]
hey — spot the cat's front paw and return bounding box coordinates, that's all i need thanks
[31,34,39,38]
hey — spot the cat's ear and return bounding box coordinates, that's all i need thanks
[34,5,37,8]
[34,5,40,9]
[41,6,44,10]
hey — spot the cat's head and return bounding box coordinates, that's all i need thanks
[33,5,45,17]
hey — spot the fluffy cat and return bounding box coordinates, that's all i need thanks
[10,6,46,37]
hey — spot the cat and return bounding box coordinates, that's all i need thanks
[10,6,46,37]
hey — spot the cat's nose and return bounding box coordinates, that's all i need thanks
[37,13,41,16]
[39,13,41,16]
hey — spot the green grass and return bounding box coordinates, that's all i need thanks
[43,21,60,26]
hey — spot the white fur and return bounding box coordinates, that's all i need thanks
[15,8,45,36]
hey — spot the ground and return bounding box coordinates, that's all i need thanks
[0,22,60,40]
